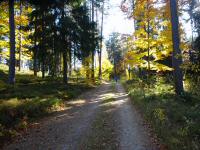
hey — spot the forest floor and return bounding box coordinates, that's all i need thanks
[3,82,157,150]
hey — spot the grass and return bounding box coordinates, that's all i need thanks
[0,64,94,147]
[123,77,200,150]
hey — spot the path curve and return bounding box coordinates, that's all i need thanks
[3,82,157,150]
[3,83,111,150]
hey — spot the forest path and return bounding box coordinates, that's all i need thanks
[4,82,157,150]
[114,83,157,150]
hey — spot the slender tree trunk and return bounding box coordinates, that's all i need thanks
[99,0,104,80]
[42,58,45,78]
[8,0,16,84]
[73,46,76,71]
[63,48,68,83]
[91,0,95,81]
[55,51,59,76]
[69,42,72,77]
[86,60,90,79]
[18,0,22,71]
[33,49,37,76]
[18,35,22,71]
[61,3,68,83]
[41,12,45,78]
[146,0,150,79]
[170,0,184,95]
[33,15,38,76]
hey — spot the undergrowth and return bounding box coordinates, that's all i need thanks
[123,76,200,150]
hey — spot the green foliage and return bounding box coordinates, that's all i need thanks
[123,77,200,150]
[95,58,113,80]
[106,32,128,77]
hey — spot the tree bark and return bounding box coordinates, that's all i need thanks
[69,42,72,77]
[41,12,45,78]
[61,2,68,83]
[33,13,38,76]
[99,0,104,80]
[147,0,150,83]
[91,0,95,81]
[8,0,16,84]
[18,0,22,71]
[63,48,68,83]
[170,0,184,95]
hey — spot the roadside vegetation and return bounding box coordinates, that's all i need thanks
[123,76,200,150]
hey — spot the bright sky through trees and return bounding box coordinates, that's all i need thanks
[104,0,192,39]
[103,0,134,39]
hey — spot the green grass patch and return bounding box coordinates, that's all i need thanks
[123,78,200,150]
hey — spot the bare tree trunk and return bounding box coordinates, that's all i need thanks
[18,0,22,71]
[147,0,150,83]
[69,42,72,77]
[61,3,68,83]
[41,12,45,78]
[99,0,104,80]
[91,0,95,81]
[42,59,45,78]
[33,49,37,76]
[170,0,184,95]
[63,48,68,83]
[33,14,38,76]
[73,47,76,71]
[8,0,16,84]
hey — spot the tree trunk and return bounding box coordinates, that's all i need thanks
[41,12,45,78]
[99,1,104,80]
[147,0,150,83]
[63,49,68,83]
[61,3,68,83]
[42,59,45,78]
[33,14,38,76]
[91,0,95,81]
[170,0,184,95]
[18,0,22,71]
[33,49,37,76]
[69,42,72,77]
[73,47,76,71]
[8,0,16,85]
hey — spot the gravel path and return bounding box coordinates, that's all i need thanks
[114,83,157,150]
[3,82,157,150]
[3,83,111,150]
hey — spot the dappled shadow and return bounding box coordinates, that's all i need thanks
[2,82,112,150]
[0,81,92,101]
[2,82,157,150]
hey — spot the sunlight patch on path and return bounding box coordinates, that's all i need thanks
[115,83,157,150]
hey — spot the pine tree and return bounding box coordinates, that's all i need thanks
[8,0,16,84]
[170,0,184,95]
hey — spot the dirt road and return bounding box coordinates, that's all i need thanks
[4,82,157,150]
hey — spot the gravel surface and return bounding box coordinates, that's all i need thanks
[115,83,157,150]
[3,82,157,150]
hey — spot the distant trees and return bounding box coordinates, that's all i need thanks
[106,32,129,77]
